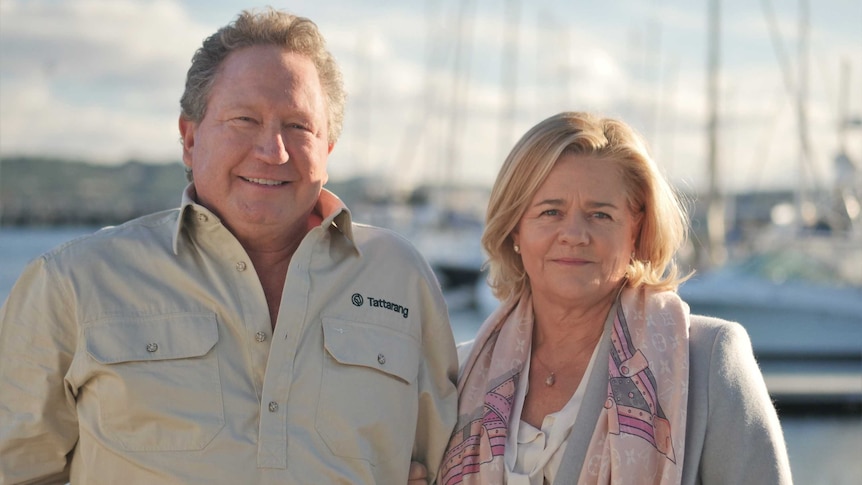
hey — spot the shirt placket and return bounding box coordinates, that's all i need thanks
[235,255,272,398]
[256,230,316,469]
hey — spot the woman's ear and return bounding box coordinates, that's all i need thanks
[511,229,521,254]
[631,210,644,247]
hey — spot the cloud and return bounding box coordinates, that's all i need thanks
[0,0,208,163]
[1,0,859,193]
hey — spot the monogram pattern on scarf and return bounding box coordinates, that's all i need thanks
[439,288,689,485]
[606,303,677,462]
[438,370,519,485]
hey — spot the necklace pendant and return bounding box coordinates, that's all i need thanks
[545,372,556,387]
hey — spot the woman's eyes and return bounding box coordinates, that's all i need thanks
[592,211,612,220]
[538,209,613,221]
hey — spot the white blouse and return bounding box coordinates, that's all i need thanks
[504,341,600,485]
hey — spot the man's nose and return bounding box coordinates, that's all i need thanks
[256,129,289,165]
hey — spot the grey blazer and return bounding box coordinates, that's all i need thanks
[554,315,792,484]
[456,315,793,484]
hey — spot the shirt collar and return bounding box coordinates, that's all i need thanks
[172,184,358,255]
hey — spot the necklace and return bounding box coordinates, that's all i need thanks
[531,349,557,387]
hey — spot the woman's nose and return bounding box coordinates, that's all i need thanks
[558,215,589,245]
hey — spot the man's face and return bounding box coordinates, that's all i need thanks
[179,44,332,237]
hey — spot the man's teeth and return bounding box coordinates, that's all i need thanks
[244,177,284,186]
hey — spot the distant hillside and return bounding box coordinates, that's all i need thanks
[1,157,187,226]
[0,157,450,227]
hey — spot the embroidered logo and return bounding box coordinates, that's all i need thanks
[351,293,409,319]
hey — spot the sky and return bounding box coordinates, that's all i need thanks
[1,0,860,194]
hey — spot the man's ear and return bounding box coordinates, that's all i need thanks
[178,115,196,168]
[321,142,335,185]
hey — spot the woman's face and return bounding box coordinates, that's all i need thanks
[512,153,641,310]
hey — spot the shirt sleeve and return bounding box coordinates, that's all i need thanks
[699,321,793,484]
[0,256,79,484]
[411,279,459,485]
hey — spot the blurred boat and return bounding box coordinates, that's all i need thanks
[680,233,862,411]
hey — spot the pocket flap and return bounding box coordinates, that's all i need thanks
[322,317,419,384]
[85,313,218,364]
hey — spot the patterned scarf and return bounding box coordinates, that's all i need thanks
[438,286,690,485]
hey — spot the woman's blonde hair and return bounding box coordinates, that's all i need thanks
[482,111,691,302]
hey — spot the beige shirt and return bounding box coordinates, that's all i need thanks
[0,187,458,485]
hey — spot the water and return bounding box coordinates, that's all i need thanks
[1,226,860,483]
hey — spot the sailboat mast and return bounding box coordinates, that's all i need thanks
[445,0,476,186]
[795,0,810,231]
[705,0,726,268]
[497,0,520,165]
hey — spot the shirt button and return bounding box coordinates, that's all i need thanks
[255,331,267,342]
[268,401,279,413]
[197,213,208,223]
[377,353,386,365]
[146,342,159,352]
[235,261,247,272]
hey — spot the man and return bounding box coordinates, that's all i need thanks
[0,8,457,484]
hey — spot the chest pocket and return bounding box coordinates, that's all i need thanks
[84,313,224,451]
[316,316,420,463]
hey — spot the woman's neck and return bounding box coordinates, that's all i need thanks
[530,291,615,354]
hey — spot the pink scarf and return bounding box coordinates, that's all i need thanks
[438,287,690,485]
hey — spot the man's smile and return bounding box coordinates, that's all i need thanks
[241,176,286,186]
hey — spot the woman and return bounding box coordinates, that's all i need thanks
[437,112,791,484]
